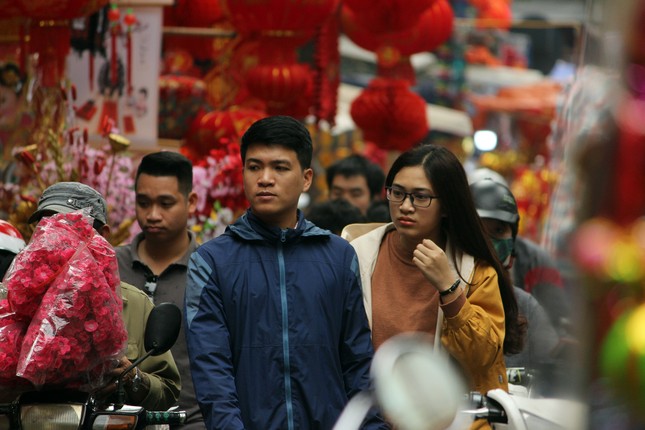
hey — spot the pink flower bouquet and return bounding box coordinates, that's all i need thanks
[0,211,127,390]
[0,300,29,388]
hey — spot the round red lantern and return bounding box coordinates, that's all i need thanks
[183,107,266,160]
[222,0,339,41]
[18,0,109,20]
[173,0,224,27]
[350,78,429,151]
[18,0,109,87]
[341,0,454,58]
[343,0,435,34]
[0,2,22,19]
[246,63,312,115]
[221,0,338,112]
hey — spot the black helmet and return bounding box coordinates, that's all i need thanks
[470,178,519,237]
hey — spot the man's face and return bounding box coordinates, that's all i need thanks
[480,218,513,240]
[135,173,197,243]
[243,144,312,229]
[329,174,371,215]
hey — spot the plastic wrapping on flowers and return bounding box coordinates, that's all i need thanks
[0,211,127,391]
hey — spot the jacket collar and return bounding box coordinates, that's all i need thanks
[227,209,330,242]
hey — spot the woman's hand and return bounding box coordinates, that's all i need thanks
[412,239,456,292]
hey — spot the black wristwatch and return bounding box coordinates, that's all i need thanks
[439,279,461,297]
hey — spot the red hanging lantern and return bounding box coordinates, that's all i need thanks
[246,63,312,115]
[0,2,22,19]
[221,0,338,113]
[312,11,341,125]
[342,0,453,85]
[350,78,429,151]
[342,0,454,57]
[163,0,226,60]
[19,0,109,87]
[183,107,266,160]
[18,0,109,20]
[173,0,224,27]
[222,0,339,41]
[29,21,71,87]
[343,0,435,34]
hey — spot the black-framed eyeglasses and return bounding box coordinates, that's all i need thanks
[386,187,438,208]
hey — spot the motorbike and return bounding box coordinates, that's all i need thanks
[0,302,186,430]
[333,333,588,430]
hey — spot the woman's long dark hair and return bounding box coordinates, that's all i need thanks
[386,144,526,354]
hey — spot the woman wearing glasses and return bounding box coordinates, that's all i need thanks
[342,144,525,395]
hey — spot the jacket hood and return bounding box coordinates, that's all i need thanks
[226,209,331,242]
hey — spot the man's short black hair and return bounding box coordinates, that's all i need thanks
[240,116,313,169]
[306,199,366,235]
[136,151,193,196]
[326,155,385,199]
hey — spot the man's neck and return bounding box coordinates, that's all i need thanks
[137,232,190,276]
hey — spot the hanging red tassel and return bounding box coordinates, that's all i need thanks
[123,8,137,98]
[107,3,120,88]
[313,5,340,126]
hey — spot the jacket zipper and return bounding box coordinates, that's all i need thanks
[278,229,294,430]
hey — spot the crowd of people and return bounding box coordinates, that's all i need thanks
[0,114,572,429]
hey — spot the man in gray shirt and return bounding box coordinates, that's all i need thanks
[116,152,204,429]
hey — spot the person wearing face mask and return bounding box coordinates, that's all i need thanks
[469,177,571,337]
[470,178,563,379]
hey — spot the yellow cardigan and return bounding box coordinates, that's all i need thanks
[344,223,508,395]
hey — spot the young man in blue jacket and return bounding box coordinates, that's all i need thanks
[185,115,383,430]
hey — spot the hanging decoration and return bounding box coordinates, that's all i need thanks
[15,0,110,88]
[70,6,109,94]
[162,0,226,62]
[342,0,435,34]
[106,4,120,88]
[221,0,340,117]
[312,9,341,126]
[123,8,137,98]
[342,0,454,151]
[341,0,454,84]
[350,78,429,151]
[182,107,266,161]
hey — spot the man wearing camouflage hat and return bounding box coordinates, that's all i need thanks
[29,181,181,410]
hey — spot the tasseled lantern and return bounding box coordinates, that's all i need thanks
[18,0,109,87]
[343,0,435,34]
[221,0,339,116]
[350,78,429,151]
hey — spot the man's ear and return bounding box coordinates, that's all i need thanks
[187,191,198,215]
[99,223,111,239]
[302,168,313,193]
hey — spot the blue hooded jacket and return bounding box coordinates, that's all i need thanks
[185,210,382,430]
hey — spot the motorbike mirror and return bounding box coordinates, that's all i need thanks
[144,302,181,356]
[371,333,466,430]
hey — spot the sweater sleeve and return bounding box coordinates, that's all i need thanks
[440,264,505,376]
[185,251,246,430]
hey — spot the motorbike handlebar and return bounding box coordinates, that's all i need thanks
[145,410,187,425]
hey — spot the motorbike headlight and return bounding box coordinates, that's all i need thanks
[20,404,83,430]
